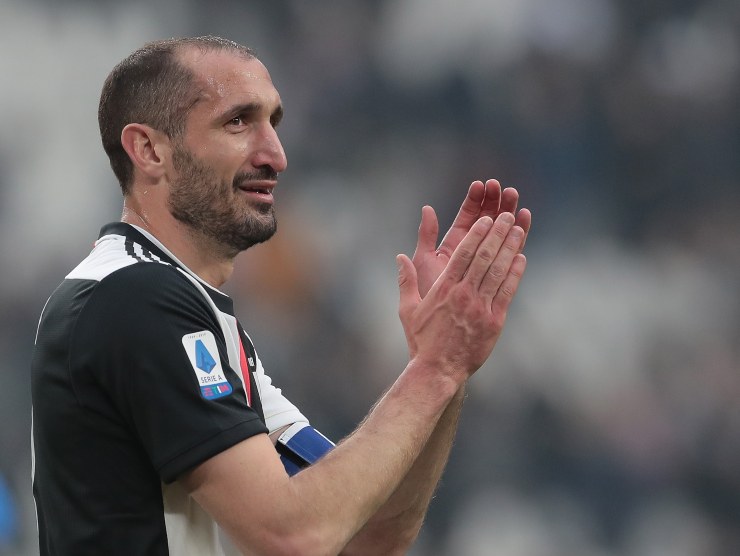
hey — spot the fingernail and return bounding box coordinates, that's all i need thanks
[500,212,515,225]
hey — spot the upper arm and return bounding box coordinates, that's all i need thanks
[179,432,305,555]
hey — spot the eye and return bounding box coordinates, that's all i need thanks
[228,115,245,126]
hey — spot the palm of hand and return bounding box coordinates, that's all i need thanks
[413,246,452,299]
[411,180,531,300]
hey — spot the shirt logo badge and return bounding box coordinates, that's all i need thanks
[182,331,233,400]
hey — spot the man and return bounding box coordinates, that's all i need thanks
[31,36,531,555]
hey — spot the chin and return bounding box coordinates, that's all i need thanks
[231,222,277,252]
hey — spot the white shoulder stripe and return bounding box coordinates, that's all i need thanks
[65,234,168,282]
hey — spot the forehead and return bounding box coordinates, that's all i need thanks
[179,48,280,116]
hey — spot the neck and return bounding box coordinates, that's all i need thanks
[121,200,235,288]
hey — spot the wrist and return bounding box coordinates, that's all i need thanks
[403,357,464,404]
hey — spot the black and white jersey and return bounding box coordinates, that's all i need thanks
[31,222,307,555]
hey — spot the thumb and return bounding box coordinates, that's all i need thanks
[412,206,439,261]
[396,254,421,317]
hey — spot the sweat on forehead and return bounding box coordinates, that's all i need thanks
[178,47,272,89]
[176,43,256,68]
[179,57,276,114]
[171,35,256,59]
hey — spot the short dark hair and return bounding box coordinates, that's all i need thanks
[98,36,255,194]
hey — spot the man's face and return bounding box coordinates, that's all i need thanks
[167,50,287,255]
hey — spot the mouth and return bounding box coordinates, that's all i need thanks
[237,181,276,203]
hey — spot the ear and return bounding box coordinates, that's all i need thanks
[120,123,171,181]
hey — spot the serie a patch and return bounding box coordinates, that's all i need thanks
[181,330,233,400]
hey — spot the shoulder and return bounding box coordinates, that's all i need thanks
[85,263,213,331]
[65,260,217,359]
[67,229,174,283]
[67,261,224,381]
[68,253,193,309]
[62,224,226,355]
[98,260,194,298]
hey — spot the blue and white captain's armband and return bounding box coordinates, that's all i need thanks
[276,422,335,476]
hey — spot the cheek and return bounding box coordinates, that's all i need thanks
[215,150,248,185]
[191,133,246,165]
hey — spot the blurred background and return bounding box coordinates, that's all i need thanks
[1,0,739,554]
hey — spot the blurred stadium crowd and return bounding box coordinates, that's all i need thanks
[1,1,738,554]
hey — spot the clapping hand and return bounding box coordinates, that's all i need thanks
[412,179,531,298]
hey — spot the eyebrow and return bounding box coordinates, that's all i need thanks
[222,102,284,126]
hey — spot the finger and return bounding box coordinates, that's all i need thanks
[443,216,495,282]
[412,205,439,261]
[500,187,519,215]
[479,225,525,302]
[491,253,527,317]
[438,181,486,256]
[515,208,532,251]
[478,179,503,219]
[515,208,531,234]
[397,254,421,320]
[461,212,515,290]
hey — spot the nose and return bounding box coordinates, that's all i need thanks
[252,123,287,174]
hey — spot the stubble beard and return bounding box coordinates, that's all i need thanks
[168,145,277,257]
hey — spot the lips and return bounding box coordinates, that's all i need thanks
[237,179,276,194]
[240,185,272,194]
[236,181,276,206]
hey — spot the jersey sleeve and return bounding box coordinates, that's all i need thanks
[251,349,309,434]
[69,263,268,483]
